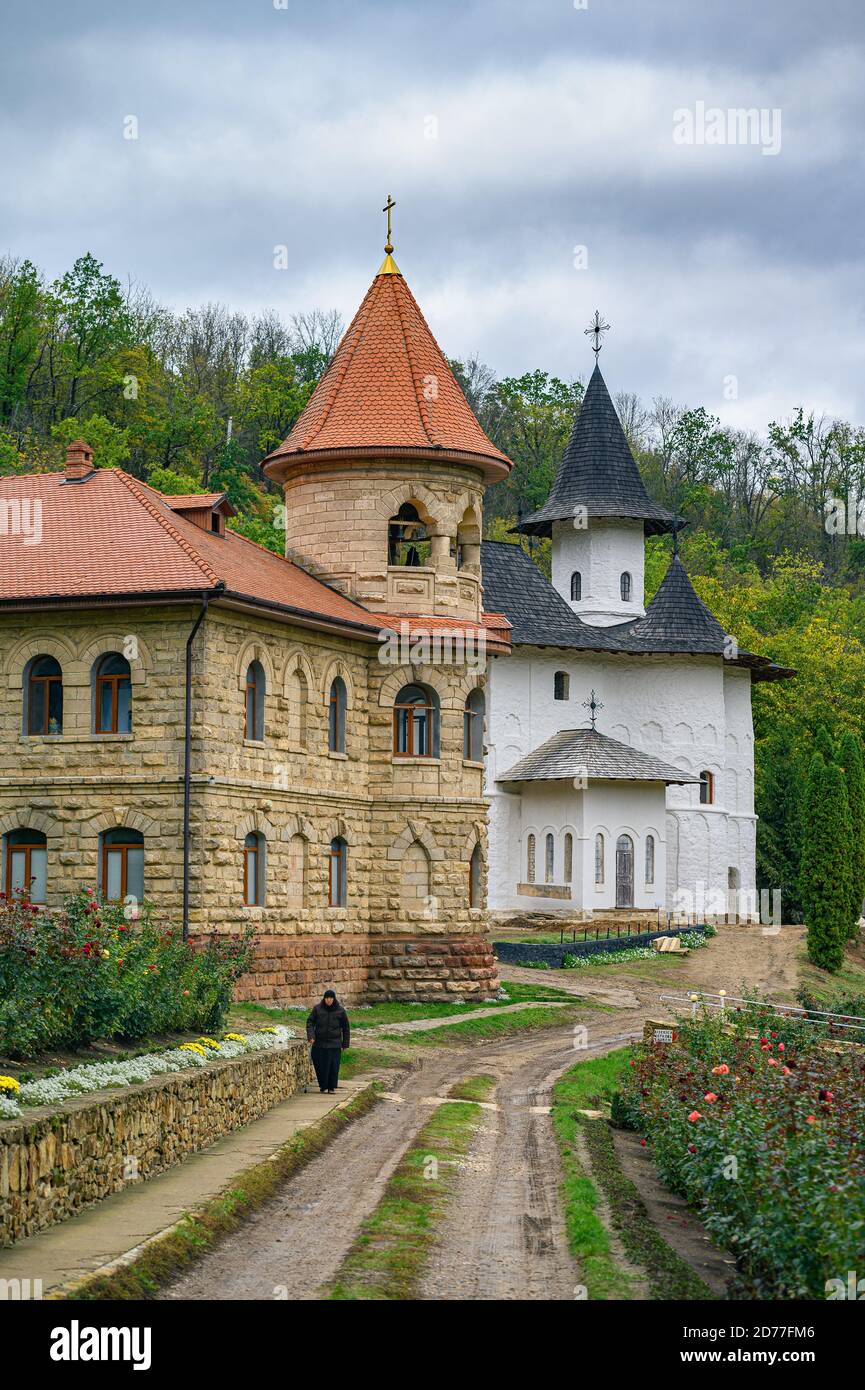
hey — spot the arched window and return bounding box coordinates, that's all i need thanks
[554,671,570,701]
[244,661,265,741]
[545,832,555,883]
[4,829,47,903]
[329,837,347,907]
[329,677,347,753]
[699,770,714,805]
[100,828,144,905]
[526,833,536,884]
[620,572,632,602]
[594,832,605,885]
[95,653,132,733]
[25,656,63,735]
[469,843,483,908]
[463,688,485,762]
[645,833,655,886]
[564,832,573,884]
[387,503,429,567]
[393,684,439,758]
[570,571,582,602]
[244,831,265,906]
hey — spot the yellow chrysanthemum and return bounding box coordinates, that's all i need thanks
[0,1075,21,1095]
[179,1042,207,1057]
[224,1033,247,1043]
[196,1037,221,1050]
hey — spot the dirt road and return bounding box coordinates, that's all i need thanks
[160,924,803,1302]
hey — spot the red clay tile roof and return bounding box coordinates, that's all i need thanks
[163,492,236,515]
[0,469,380,635]
[376,611,512,655]
[263,268,511,482]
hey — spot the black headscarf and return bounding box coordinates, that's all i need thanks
[321,989,340,1008]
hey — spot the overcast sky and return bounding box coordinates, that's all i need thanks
[2,0,863,431]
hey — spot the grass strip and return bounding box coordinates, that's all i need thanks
[230,979,582,1033]
[325,1080,488,1300]
[448,1074,497,1102]
[53,1084,380,1302]
[552,1048,713,1301]
[377,1003,579,1049]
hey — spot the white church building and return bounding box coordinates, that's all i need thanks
[481,360,792,919]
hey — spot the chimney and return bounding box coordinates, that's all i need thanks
[65,439,94,480]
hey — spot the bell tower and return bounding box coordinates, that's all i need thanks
[263,208,509,621]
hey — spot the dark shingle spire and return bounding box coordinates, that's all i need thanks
[631,554,728,652]
[518,362,676,536]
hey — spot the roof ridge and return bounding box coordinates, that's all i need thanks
[390,274,436,447]
[115,472,221,586]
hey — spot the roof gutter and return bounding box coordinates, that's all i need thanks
[182,592,210,942]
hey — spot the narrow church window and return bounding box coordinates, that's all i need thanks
[95,653,132,734]
[570,571,581,601]
[645,834,655,886]
[526,833,536,883]
[463,688,485,761]
[699,770,714,805]
[329,837,347,907]
[545,833,554,883]
[469,843,483,908]
[394,684,439,757]
[564,832,573,884]
[594,832,604,885]
[329,677,347,753]
[620,572,632,602]
[245,661,265,741]
[554,671,569,700]
[244,832,265,906]
[387,503,429,567]
[4,829,47,903]
[26,656,63,735]
[100,828,144,905]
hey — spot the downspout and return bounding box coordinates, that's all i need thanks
[183,592,211,941]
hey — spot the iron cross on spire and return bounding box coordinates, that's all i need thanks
[584,310,610,359]
[583,689,604,730]
[382,194,396,253]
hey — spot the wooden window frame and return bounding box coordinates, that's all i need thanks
[100,839,142,904]
[95,656,132,735]
[5,835,47,903]
[699,770,715,805]
[393,689,436,758]
[244,835,263,906]
[28,660,63,735]
[554,671,570,701]
[463,690,484,761]
[329,678,347,753]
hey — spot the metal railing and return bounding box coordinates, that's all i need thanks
[659,989,865,1037]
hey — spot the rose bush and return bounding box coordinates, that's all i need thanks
[0,889,255,1058]
[615,1008,865,1298]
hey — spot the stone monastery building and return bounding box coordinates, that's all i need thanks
[0,228,791,1001]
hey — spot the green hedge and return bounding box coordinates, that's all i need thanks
[0,889,254,1058]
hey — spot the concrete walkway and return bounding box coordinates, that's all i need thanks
[0,1074,370,1296]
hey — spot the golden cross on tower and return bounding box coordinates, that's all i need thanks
[382,194,396,253]
[584,310,610,359]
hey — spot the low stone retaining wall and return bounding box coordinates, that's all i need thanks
[235,933,499,1004]
[0,1040,313,1247]
[494,926,703,969]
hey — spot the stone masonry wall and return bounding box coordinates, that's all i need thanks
[0,1041,312,1247]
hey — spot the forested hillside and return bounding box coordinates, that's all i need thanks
[3,251,864,921]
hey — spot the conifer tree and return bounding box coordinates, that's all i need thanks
[813,723,836,765]
[802,754,852,972]
[839,730,865,937]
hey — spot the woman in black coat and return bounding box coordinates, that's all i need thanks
[306,989,351,1094]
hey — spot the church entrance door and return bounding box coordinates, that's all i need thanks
[615,834,634,909]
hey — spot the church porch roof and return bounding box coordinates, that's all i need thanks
[498,727,700,784]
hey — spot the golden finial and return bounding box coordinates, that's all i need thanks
[378,193,401,276]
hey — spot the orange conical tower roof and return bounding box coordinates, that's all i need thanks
[263,259,511,483]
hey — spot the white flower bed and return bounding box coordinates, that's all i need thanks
[0,1026,294,1121]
